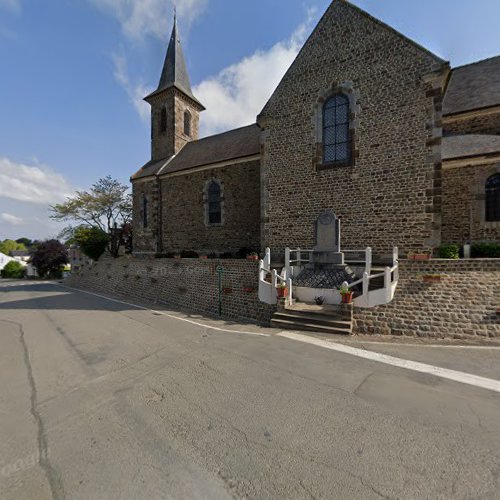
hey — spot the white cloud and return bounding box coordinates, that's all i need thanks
[112,53,152,122]
[0,0,20,12]
[1,212,24,226]
[194,8,318,136]
[90,0,207,40]
[0,157,75,205]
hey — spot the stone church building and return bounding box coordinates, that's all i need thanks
[131,0,500,259]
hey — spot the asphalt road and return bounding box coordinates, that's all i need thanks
[1,280,500,500]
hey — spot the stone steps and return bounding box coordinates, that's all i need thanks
[271,304,352,335]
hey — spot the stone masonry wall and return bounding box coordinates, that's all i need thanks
[65,257,276,324]
[442,163,500,244]
[132,178,159,254]
[259,1,447,258]
[443,110,500,136]
[354,259,500,339]
[161,160,261,254]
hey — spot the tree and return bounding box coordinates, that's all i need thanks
[31,240,68,279]
[1,260,26,279]
[50,176,132,258]
[0,239,26,255]
[73,227,109,261]
[16,238,33,248]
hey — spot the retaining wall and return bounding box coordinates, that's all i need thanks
[65,257,276,324]
[354,259,500,339]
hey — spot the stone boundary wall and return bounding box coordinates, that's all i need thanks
[65,257,276,325]
[354,259,500,339]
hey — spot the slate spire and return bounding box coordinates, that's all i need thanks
[147,13,201,106]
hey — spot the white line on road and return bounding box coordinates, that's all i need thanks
[278,331,500,394]
[56,284,270,337]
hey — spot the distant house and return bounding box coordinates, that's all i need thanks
[9,250,30,263]
[0,252,17,271]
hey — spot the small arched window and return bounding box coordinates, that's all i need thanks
[142,195,148,228]
[485,173,500,221]
[207,181,222,225]
[160,107,167,133]
[323,93,351,165]
[184,111,191,136]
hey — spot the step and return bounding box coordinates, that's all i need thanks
[286,302,352,317]
[271,318,351,335]
[273,311,352,329]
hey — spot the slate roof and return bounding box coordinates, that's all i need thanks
[131,124,261,180]
[443,56,500,116]
[442,134,500,161]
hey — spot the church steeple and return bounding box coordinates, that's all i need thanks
[145,15,204,161]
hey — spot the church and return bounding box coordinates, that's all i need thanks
[131,0,500,260]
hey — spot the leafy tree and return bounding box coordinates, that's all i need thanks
[73,227,109,261]
[50,176,132,258]
[31,240,69,279]
[1,260,26,279]
[16,238,33,248]
[0,239,26,255]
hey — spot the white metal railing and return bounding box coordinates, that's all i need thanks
[259,246,399,308]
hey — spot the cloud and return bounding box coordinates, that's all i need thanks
[1,212,24,226]
[90,0,207,40]
[0,157,75,205]
[112,53,152,122]
[194,8,318,136]
[0,0,20,12]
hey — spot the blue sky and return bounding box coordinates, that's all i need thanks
[0,0,499,240]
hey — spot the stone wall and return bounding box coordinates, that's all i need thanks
[132,178,159,254]
[258,0,447,258]
[442,163,500,244]
[160,160,261,254]
[65,257,276,324]
[354,259,500,339]
[443,110,500,136]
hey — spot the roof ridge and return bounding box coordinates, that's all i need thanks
[451,54,500,71]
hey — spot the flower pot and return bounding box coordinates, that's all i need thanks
[414,253,430,261]
[276,287,288,299]
[246,255,259,261]
[341,291,353,304]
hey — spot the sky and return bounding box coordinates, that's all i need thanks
[0,0,499,240]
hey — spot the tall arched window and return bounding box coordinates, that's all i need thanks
[160,107,167,133]
[485,173,500,221]
[207,181,222,225]
[323,93,351,165]
[142,195,148,228]
[184,111,191,136]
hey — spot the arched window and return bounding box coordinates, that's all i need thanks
[323,93,351,165]
[207,181,222,225]
[485,173,500,221]
[142,195,148,228]
[160,107,167,133]
[184,111,191,136]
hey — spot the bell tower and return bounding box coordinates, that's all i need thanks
[144,15,205,161]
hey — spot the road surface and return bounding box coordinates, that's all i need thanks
[1,280,499,499]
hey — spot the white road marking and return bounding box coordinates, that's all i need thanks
[56,284,270,337]
[278,331,500,394]
[345,340,500,350]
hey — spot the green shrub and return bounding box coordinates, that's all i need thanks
[437,244,459,259]
[471,243,500,258]
[74,227,109,261]
[1,260,26,279]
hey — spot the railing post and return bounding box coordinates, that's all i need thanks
[384,267,391,302]
[287,277,293,305]
[284,247,291,280]
[362,272,370,307]
[265,247,271,267]
[392,246,398,266]
[297,247,301,264]
[271,269,278,288]
[366,247,372,276]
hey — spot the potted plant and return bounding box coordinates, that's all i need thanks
[246,252,259,261]
[339,283,353,304]
[276,283,288,298]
